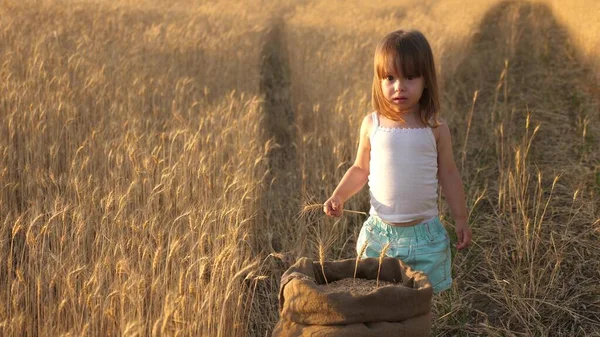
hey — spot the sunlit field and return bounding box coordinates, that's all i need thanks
[1,0,598,336]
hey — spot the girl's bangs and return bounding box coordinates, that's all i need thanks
[375,39,423,79]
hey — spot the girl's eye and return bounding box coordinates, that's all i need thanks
[385,75,394,81]
[406,76,415,80]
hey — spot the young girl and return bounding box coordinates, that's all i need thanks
[323,29,471,293]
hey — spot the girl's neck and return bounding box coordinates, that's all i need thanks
[381,110,425,128]
[396,105,420,118]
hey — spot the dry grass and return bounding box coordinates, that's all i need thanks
[0,0,599,336]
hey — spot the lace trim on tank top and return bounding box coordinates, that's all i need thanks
[377,126,430,132]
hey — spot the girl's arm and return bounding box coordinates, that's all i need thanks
[436,122,472,249]
[323,115,372,217]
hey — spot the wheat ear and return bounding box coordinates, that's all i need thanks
[318,242,328,285]
[354,240,369,284]
[376,243,391,288]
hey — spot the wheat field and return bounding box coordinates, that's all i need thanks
[0,0,598,336]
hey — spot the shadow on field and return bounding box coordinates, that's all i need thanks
[449,0,599,170]
[445,0,600,331]
[258,18,300,251]
[260,18,296,164]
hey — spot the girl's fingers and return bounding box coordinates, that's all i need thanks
[456,229,471,249]
[456,230,464,249]
[323,199,343,217]
[464,232,472,247]
[324,201,333,214]
[323,201,336,217]
[456,230,466,249]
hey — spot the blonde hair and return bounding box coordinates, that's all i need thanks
[372,29,440,127]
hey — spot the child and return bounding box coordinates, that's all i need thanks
[323,29,471,293]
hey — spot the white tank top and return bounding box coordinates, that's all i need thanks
[368,111,439,222]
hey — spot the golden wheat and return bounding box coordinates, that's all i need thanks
[0,1,598,337]
[318,242,328,285]
[300,203,368,217]
[354,240,369,284]
[376,243,391,288]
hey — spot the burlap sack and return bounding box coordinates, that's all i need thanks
[272,257,433,337]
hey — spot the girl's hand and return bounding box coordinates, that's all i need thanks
[323,196,344,217]
[455,222,472,250]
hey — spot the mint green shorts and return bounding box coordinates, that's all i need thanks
[356,215,452,293]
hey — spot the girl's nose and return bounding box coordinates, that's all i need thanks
[394,80,403,92]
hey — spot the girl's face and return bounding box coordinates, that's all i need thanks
[381,71,425,114]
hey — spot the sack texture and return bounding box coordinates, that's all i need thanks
[272,257,433,337]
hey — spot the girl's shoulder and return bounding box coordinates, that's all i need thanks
[365,111,378,121]
[360,111,377,138]
[431,118,450,144]
[361,111,378,128]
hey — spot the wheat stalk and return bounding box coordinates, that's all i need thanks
[299,203,368,218]
[376,243,391,288]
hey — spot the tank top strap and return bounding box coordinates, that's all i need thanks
[426,127,437,150]
[370,111,379,139]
